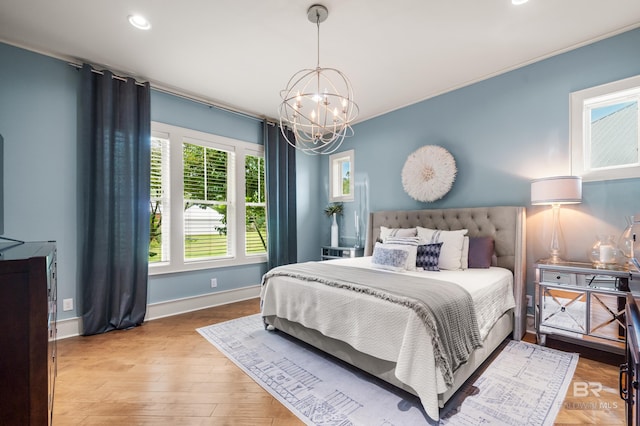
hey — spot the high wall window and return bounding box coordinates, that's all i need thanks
[149,122,267,274]
[571,75,640,182]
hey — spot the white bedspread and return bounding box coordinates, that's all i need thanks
[260,257,515,421]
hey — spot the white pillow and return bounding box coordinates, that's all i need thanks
[416,227,468,270]
[379,226,417,243]
[461,236,469,269]
[371,242,411,272]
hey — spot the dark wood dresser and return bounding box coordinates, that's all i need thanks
[0,241,57,425]
[622,293,640,426]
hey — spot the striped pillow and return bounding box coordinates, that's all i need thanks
[379,226,417,243]
[416,227,468,270]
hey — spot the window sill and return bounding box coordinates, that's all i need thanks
[148,254,267,276]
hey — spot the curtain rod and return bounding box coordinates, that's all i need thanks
[68,61,146,86]
[68,61,276,124]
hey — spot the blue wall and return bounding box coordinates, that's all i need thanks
[0,43,79,320]
[147,92,271,304]
[2,27,640,321]
[0,42,296,320]
[321,28,640,296]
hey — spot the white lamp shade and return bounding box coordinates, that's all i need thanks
[531,176,582,205]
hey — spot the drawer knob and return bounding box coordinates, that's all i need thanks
[556,275,561,280]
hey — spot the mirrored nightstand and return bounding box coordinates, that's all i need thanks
[535,260,639,354]
[321,246,364,260]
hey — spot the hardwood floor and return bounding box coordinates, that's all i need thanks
[522,335,626,425]
[53,299,626,425]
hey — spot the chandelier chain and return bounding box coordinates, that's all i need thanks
[315,11,321,69]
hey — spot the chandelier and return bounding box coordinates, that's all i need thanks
[279,4,359,155]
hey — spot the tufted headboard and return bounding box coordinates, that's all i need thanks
[364,206,527,339]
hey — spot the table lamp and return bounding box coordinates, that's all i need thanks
[531,176,582,263]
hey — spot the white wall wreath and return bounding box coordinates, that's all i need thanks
[401,145,457,202]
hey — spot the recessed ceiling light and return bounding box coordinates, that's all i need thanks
[512,0,529,4]
[128,14,151,30]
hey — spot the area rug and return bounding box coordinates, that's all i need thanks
[197,314,578,425]
[439,339,578,425]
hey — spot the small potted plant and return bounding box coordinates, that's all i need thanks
[324,202,344,217]
[324,203,343,247]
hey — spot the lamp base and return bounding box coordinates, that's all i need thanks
[540,255,567,264]
[540,247,567,264]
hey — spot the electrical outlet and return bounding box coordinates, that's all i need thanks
[526,295,532,308]
[63,298,73,311]
[210,278,218,288]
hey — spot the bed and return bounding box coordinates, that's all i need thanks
[260,206,527,420]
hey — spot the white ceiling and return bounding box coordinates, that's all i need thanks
[1,0,639,123]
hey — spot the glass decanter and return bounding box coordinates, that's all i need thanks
[619,215,640,270]
[589,235,618,268]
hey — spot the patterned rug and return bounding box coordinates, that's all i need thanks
[197,314,578,425]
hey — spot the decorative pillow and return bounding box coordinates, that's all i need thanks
[468,236,495,268]
[371,242,410,272]
[384,236,420,271]
[416,242,443,271]
[461,236,469,269]
[379,226,417,243]
[416,227,468,270]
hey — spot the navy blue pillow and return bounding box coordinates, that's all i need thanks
[416,242,443,271]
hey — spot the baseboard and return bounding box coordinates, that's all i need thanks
[55,285,261,340]
[56,316,84,340]
[526,313,535,335]
[146,285,261,320]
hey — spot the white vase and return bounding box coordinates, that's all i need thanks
[331,213,339,247]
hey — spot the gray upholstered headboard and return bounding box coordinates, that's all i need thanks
[364,206,527,339]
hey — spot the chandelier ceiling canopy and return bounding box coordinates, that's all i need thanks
[279,4,359,155]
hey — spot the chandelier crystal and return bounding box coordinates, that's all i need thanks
[279,4,359,155]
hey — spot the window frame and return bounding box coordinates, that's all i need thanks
[150,132,171,264]
[329,149,355,202]
[244,153,267,256]
[149,122,267,275]
[570,74,640,182]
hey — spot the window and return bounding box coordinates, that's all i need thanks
[149,135,171,264]
[571,74,640,182]
[329,149,354,202]
[182,141,233,261]
[149,122,267,274]
[245,154,267,254]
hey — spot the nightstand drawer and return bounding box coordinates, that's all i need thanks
[321,246,364,260]
[541,270,576,285]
